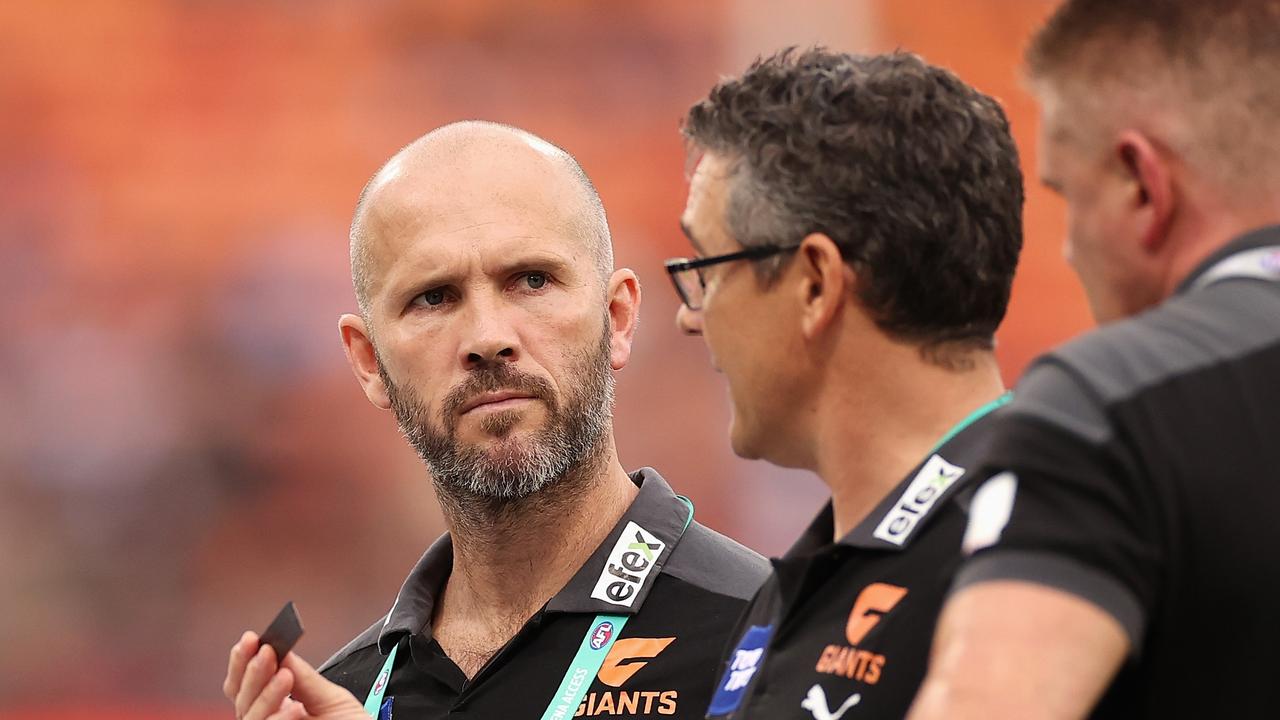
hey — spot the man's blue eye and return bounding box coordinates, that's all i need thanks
[525,273,547,289]
[423,289,445,305]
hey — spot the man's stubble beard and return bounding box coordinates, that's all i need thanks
[377,320,615,516]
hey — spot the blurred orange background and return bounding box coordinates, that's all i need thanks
[0,1,1087,716]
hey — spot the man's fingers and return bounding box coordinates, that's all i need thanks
[224,631,260,700]
[282,652,367,717]
[235,644,278,719]
[281,651,338,707]
[244,668,295,720]
[264,698,308,720]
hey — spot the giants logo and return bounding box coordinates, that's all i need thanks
[845,583,907,645]
[815,583,907,685]
[591,522,665,607]
[577,638,678,717]
[598,638,675,687]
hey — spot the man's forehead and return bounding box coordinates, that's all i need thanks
[685,154,731,220]
[1033,86,1090,180]
[364,153,581,237]
[363,192,576,261]
[690,152,732,188]
[357,170,588,291]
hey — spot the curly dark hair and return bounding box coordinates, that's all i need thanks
[682,48,1024,351]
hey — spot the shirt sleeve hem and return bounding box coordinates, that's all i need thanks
[952,550,1146,655]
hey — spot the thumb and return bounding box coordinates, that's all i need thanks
[281,653,367,718]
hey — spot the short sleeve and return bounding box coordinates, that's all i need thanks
[953,360,1165,650]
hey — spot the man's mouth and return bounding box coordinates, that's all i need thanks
[458,390,539,415]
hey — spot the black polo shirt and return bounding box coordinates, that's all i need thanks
[705,400,1006,719]
[319,468,770,719]
[955,227,1280,716]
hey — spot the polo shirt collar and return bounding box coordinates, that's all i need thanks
[547,467,693,614]
[376,467,692,654]
[787,424,993,557]
[1177,224,1280,293]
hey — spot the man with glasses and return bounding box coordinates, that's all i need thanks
[668,48,1024,718]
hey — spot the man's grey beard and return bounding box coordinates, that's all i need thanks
[377,322,615,507]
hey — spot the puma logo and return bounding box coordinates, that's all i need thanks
[800,684,861,720]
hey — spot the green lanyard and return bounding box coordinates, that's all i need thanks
[363,613,629,719]
[363,496,696,718]
[362,642,397,716]
[928,391,1012,454]
[539,614,630,720]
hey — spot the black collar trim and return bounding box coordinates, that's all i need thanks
[375,467,692,655]
[786,409,998,557]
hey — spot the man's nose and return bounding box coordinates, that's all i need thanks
[675,303,704,336]
[459,303,520,369]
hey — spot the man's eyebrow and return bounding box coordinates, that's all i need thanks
[679,220,706,255]
[490,251,573,277]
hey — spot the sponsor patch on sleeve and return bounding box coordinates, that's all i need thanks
[707,624,774,716]
[962,471,1018,555]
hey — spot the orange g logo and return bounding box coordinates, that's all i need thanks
[845,583,908,645]
[598,637,676,688]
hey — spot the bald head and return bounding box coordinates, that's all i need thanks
[350,121,613,316]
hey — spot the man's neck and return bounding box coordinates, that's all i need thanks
[431,443,639,677]
[1158,187,1280,300]
[812,343,1006,540]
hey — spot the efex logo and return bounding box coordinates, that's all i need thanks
[576,638,678,717]
[873,455,964,546]
[591,522,665,608]
[814,583,907,685]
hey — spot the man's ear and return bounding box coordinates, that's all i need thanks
[339,314,391,409]
[605,269,641,371]
[796,233,851,340]
[1116,130,1174,252]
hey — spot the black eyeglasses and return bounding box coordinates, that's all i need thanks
[664,245,799,311]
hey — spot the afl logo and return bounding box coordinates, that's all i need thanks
[590,621,615,650]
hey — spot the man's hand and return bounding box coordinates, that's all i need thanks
[224,631,370,720]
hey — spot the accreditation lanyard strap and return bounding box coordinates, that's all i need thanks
[363,642,397,717]
[928,391,1013,455]
[539,614,629,720]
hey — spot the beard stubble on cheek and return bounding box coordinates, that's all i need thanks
[377,320,615,503]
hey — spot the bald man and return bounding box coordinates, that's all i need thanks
[910,2,1280,718]
[223,122,768,720]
